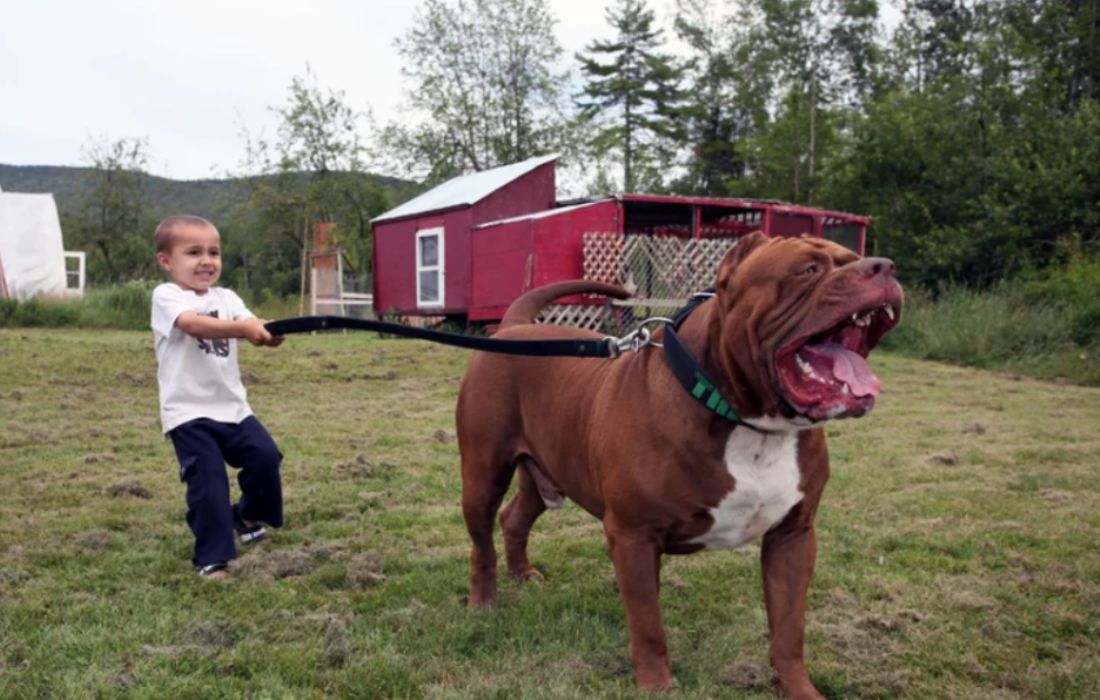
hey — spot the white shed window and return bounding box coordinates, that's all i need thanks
[416,227,444,308]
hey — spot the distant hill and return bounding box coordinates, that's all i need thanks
[0,164,418,222]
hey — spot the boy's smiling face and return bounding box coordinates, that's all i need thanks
[156,223,222,293]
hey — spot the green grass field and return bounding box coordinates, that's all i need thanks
[2,329,1099,699]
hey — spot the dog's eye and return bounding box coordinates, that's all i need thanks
[796,263,819,277]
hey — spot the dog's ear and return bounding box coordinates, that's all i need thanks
[716,232,769,306]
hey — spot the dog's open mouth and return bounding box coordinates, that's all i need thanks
[775,302,900,421]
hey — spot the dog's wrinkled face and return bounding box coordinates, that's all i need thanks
[716,233,904,423]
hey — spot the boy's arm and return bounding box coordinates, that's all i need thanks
[176,312,284,347]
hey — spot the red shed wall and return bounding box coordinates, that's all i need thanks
[768,210,816,239]
[374,161,557,317]
[372,218,417,315]
[471,162,556,226]
[469,220,535,319]
[373,208,473,316]
[468,199,621,321]
[531,200,621,287]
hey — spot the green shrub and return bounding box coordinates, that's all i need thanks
[77,280,155,330]
[0,283,301,331]
[246,289,301,321]
[1072,307,1100,346]
[0,297,16,325]
[3,297,81,327]
[882,266,1099,384]
[1019,259,1100,347]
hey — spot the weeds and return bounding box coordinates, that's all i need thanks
[0,284,305,332]
[5,258,1099,385]
[878,264,1100,385]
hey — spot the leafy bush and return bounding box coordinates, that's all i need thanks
[881,265,1100,385]
[244,288,302,321]
[0,297,16,325]
[902,285,1067,365]
[78,280,155,330]
[0,282,301,331]
[0,296,80,327]
[1018,259,1100,347]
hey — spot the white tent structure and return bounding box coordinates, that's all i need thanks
[0,188,83,298]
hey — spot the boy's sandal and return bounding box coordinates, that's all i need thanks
[196,562,229,578]
[232,503,269,545]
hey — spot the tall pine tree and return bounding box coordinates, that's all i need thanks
[671,0,774,195]
[576,0,687,192]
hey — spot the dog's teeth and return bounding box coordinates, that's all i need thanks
[840,383,850,396]
[796,355,813,375]
[885,306,895,321]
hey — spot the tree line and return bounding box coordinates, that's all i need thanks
[64,0,1100,294]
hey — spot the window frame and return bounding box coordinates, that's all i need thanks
[415,227,445,308]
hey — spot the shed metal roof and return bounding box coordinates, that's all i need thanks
[472,199,609,229]
[372,153,559,224]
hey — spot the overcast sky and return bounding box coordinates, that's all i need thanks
[0,0,661,182]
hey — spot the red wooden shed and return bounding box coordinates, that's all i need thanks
[372,155,870,324]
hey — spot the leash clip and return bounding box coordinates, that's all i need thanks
[607,327,650,358]
[608,316,674,357]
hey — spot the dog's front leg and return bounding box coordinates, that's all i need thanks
[606,527,676,691]
[761,522,824,700]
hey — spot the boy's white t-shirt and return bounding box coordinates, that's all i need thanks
[151,283,256,434]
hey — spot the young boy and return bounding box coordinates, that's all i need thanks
[151,214,285,579]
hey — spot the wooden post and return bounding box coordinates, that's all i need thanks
[298,213,308,316]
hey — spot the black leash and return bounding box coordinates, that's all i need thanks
[267,299,745,426]
[264,316,615,358]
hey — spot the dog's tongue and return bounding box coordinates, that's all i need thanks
[801,342,881,397]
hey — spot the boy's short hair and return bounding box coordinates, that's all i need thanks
[154,215,217,253]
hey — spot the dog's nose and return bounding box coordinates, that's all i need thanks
[856,257,896,281]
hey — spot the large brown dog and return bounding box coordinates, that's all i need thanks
[455,232,903,697]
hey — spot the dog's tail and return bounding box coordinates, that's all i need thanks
[499,280,631,330]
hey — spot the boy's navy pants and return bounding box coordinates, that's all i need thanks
[168,416,283,566]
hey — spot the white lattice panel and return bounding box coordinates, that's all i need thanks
[542,232,740,331]
[582,232,625,284]
[536,303,610,331]
[582,233,736,299]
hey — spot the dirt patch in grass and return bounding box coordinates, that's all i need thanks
[345,370,396,382]
[321,616,350,667]
[347,552,387,589]
[73,529,112,551]
[114,371,154,387]
[233,540,362,581]
[858,614,908,633]
[717,660,772,691]
[106,480,151,498]
[138,621,242,660]
[927,452,959,466]
[236,548,315,579]
[183,620,242,649]
[337,454,396,479]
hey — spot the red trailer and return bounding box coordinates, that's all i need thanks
[372,155,869,325]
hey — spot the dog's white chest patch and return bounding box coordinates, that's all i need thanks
[692,430,803,550]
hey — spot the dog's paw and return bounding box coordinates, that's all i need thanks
[636,675,679,692]
[770,673,825,700]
